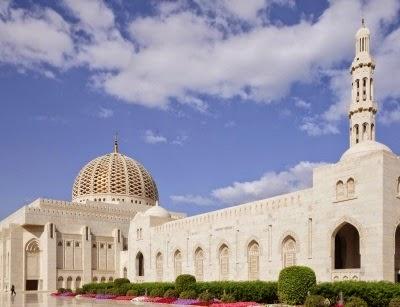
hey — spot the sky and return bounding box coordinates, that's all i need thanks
[1,0,400,219]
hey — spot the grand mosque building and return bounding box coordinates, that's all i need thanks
[1,22,400,292]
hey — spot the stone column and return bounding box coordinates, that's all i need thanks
[42,222,57,291]
[82,226,92,285]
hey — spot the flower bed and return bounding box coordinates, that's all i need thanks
[95,294,116,300]
[172,298,200,305]
[210,302,260,307]
[114,295,135,300]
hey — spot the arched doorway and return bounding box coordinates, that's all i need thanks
[174,250,182,278]
[248,241,260,280]
[75,276,81,289]
[194,247,204,281]
[57,277,63,289]
[136,252,144,277]
[66,277,72,289]
[219,244,229,280]
[333,223,360,269]
[282,236,297,268]
[25,239,40,290]
[395,225,400,282]
[156,253,163,281]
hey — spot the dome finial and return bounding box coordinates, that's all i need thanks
[362,17,365,27]
[114,132,119,153]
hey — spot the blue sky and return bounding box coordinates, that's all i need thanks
[1,0,400,218]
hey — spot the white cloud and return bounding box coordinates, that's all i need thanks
[300,117,339,136]
[143,130,167,144]
[97,107,113,119]
[1,0,400,123]
[294,98,311,109]
[171,161,326,207]
[211,161,325,205]
[380,105,400,125]
[170,194,214,206]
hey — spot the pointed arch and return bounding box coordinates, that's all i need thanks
[123,267,128,279]
[332,222,360,269]
[57,276,64,289]
[397,177,400,195]
[156,252,163,281]
[219,244,229,280]
[66,276,73,289]
[282,236,297,268]
[247,240,260,280]
[135,251,144,277]
[336,180,345,201]
[174,249,182,278]
[347,178,355,198]
[25,239,41,290]
[75,276,81,289]
[194,247,204,281]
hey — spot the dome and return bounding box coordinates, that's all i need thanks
[356,19,370,37]
[340,140,392,161]
[72,141,158,204]
[144,202,171,218]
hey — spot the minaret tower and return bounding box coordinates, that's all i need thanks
[349,19,378,147]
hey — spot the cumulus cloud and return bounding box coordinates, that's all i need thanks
[143,130,167,144]
[294,98,311,109]
[1,0,400,129]
[171,161,326,207]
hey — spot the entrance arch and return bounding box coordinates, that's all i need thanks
[25,239,40,290]
[333,223,360,269]
[136,252,144,277]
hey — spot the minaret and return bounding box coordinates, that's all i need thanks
[349,19,377,147]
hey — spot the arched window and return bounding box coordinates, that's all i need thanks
[362,123,368,140]
[66,276,72,289]
[75,276,81,289]
[336,181,345,201]
[354,124,359,143]
[136,252,144,277]
[334,223,360,269]
[363,78,367,100]
[57,277,63,289]
[123,267,128,279]
[156,252,163,281]
[109,277,113,281]
[194,248,204,281]
[174,250,182,278]
[25,239,40,290]
[395,225,400,282]
[219,244,229,280]
[356,79,360,101]
[282,236,297,268]
[248,241,260,280]
[347,178,355,198]
[92,277,98,283]
[370,78,374,100]
[101,276,106,282]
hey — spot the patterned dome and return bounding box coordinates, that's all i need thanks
[72,140,158,205]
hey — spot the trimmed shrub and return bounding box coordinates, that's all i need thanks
[346,296,368,307]
[164,289,179,298]
[198,290,214,302]
[179,290,198,299]
[96,289,105,295]
[390,297,400,307]
[150,287,165,297]
[304,295,325,307]
[114,278,130,286]
[65,288,72,293]
[221,293,235,303]
[57,288,66,293]
[126,289,139,296]
[176,274,196,293]
[278,266,316,305]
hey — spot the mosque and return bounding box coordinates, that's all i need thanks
[1,22,400,292]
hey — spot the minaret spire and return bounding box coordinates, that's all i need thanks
[113,132,119,153]
[349,20,377,147]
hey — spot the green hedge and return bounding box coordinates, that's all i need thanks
[278,266,316,305]
[311,281,400,307]
[176,274,196,293]
[195,281,278,303]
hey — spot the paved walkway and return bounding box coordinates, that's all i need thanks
[0,293,157,307]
